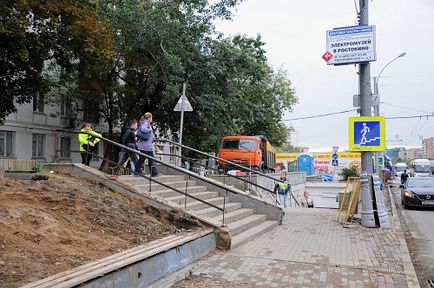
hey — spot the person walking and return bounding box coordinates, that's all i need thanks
[401,169,409,185]
[114,119,139,173]
[78,122,102,166]
[135,112,159,177]
[274,171,290,209]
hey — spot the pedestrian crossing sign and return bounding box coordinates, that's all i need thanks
[349,116,386,151]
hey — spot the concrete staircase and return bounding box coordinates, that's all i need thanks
[119,174,278,248]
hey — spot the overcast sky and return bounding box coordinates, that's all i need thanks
[214,0,434,151]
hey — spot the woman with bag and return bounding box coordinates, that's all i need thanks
[135,113,159,176]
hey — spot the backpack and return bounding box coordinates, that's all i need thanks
[136,124,151,141]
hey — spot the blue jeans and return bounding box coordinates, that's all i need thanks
[279,193,288,208]
[136,150,158,176]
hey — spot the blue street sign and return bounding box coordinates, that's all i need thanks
[332,153,339,160]
[331,159,339,166]
[377,156,384,166]
[349,116,386,151]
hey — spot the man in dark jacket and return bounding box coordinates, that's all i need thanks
[401,169,409,185]
[114,119,139,173]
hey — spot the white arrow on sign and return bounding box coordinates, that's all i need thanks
[174,95,193,112]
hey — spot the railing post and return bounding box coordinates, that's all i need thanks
[184,175,190,209]
[221,190,227,227]
[149,176,152,193]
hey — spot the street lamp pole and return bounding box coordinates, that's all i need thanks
[372,52,406,173]
[373,52,407,116]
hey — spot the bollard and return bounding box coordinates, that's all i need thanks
[360,172,376,228]
[372,174,390,229]
[0,168,4,179]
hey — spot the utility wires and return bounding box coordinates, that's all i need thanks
[283,109,357,121]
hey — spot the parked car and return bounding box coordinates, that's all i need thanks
[401,177,434,209]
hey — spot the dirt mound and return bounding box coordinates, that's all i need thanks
[0,173,203,288]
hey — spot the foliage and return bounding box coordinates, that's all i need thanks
[1,0,298,151]
[340,167,359,180]
[0,0,110,122]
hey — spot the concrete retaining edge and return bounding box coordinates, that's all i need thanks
[22,230,216,288]
[386,185,420,288]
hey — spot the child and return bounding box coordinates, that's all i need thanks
[301,191,314,208]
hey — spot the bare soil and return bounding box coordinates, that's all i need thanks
[0,173,203,288]
[172,275,254,288]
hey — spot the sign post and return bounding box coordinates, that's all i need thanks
[324,0,380,228]
[348,116,386,152]
[331,146,339,179]
[173,83,193,164]
[324,25,376,65]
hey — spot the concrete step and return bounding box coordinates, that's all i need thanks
[195,202,243,218]
[184,197,230,211]
[135,180,197,192]
[230,220,278,249]
[167,191,221,206]
[212,208,254,225]
[227,214,267,236]
[146,186,208,198]
[119,175,186,185]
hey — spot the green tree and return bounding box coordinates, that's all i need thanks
[2,0,298,154]
[0,0,111,122]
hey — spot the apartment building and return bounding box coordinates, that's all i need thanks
[422,136,434,159]
[0,99,104,170]
[398,147,423,161]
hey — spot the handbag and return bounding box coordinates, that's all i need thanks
[136,125,151,141]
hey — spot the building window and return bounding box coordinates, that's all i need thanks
[59,137,71,158]
[83,100,100,124]
[0,130,15,157]
[32,134,45,158]
[33,91,45,113]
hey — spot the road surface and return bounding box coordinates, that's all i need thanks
[391,179,434,286]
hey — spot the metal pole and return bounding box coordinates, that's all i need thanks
[359,0,373,174]
[373,76,379,116]
[179,82,187,165]
[359,0,376,228]
[373,53,406,173]
[373,76,379,174]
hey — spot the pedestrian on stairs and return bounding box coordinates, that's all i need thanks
[274,171,291,209]
[113,119,139,174]
[136,113,159,177]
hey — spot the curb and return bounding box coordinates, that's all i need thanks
[387,184,420,288]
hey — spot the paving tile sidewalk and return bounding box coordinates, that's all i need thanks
[189,208,419,288]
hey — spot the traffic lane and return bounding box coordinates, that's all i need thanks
[392,183,434,285]
[392,183,434,243]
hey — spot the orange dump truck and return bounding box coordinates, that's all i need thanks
[217,135,276,172]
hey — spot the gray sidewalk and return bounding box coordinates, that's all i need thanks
[188,208,419,287]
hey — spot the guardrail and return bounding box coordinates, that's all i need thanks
[155,139,285,205]
[54,130,280,227]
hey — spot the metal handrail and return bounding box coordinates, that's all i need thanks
[55,130,278,226]
[156,139,284,204]
[156,138,284,183]
[58,147,226,211]
[156,151,280,203]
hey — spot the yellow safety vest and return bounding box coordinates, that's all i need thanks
[276,180,290,194]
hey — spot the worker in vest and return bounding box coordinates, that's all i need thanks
[274,171,291,209]
[78,122,102,166]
